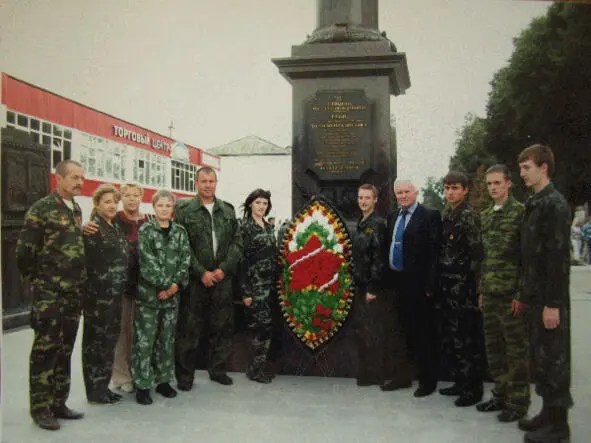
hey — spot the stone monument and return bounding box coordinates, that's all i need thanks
[269,0,411,377]
[272,0,410,224]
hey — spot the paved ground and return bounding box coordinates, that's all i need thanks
[2,266,590,443]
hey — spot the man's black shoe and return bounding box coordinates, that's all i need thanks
[380,379,412,392]
[476,397,505,412]
[88,392,121,405]
[414,383,437,398]
[32,412,60,431]
[246,371,272,384]
[439,384,462,396]
[156,383,178,398]
[455,389,483,407]
[136,389,153,405]
[53,405,84,420]
[497,409,526,423]
[518,405,550,431]
[357,378,381,387]
[209,373,233,386]
[106,390,122,402]
[177,380,193,392]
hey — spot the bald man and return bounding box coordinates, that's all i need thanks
[383,180,442,397]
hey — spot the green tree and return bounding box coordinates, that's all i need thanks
[421,176,445,212]
[450,113,496,176]
[486,3,591,207]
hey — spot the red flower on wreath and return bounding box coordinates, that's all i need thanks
[286,235,344,292]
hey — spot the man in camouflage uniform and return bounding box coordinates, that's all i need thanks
[517,145,573,443]
[476,164,530,422]
[352,184,388,387]
[439,171,485,407]
[133,190,191,405]
[16,160,86,431]
[174,166,242,389]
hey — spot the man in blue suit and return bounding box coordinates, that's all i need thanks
[383,179,442,397]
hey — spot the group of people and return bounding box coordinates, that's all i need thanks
[16,143,572,443]
[351,144,572,443]
[572,217,591,264]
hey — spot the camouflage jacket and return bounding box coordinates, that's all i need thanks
[138,219,191,307]
[521,183,570,307]
[113,211,152,295]
[352,212,386,294]
[440,200,483,279]
[238,217,279,299]
[479,196,524,298]
[174,196,242,278]
[16,191,86,293]
[84,214,129,298]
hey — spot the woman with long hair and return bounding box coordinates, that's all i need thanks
[82,184,129,404]
[238,189,279,384]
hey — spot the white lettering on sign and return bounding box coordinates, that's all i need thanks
[112,124,170,151]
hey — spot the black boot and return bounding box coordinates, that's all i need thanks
[156,383,178,398]
[519,404,550,432]
[455,382,483,407]
[135,389,153,405]
[524,407,570,443]
[439,383,462,396]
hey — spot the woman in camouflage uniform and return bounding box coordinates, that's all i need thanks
[82,184,129,405]
[238,189,279,384]
[133,190,191,405]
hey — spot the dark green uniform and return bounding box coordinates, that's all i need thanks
[440,200,485,394]
[16,192,86,419]
[521,183,573,409]
[351,212,387,385]
[480,196,530,414]
[133,220,191,390]
[174,196,242,386]
[238,217,279,378]
[82,214,129,400]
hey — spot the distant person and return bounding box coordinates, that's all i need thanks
[582,217,591,265]
[16,160,87,431]
[84,183,152,394]
[352,184,387,387]
[133,191,191,405]
[517,144,572,443]
[238,189,279,384]
[385,179,442,397]
[82,184,129,405]
[570,221,582,262]
[476,164,530,423]
[174,167,243,390]
[438,171,485,407]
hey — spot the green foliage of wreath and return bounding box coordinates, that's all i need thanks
[294,221,337,250]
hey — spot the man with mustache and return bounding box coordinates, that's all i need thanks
[16,160,87,431]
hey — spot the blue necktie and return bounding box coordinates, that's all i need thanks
[391,210,408,271]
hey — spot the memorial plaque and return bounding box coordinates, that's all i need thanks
[306,90,372,181]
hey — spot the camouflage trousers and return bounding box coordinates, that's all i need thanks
[482,295,530,413]
[440,275,485,386]
[82,290,122,398]
[175,278,234,385]
[244,290,273,375]
[29,288,81,417]
[132,302,178,389]
[530,304,574,408]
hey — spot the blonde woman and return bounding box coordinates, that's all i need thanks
[82,184,129,405]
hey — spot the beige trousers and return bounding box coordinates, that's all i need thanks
[110,296,134,386]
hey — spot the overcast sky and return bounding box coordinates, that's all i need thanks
[0,0,549,190]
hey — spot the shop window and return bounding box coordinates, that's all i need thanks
[30,119,40,131]
[171,160,196,193]
[52,150,62,168]
[17,114,28,127]
[7,111,15,124]
[42,122,51,134]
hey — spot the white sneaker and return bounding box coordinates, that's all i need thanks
[119,382,135,393]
